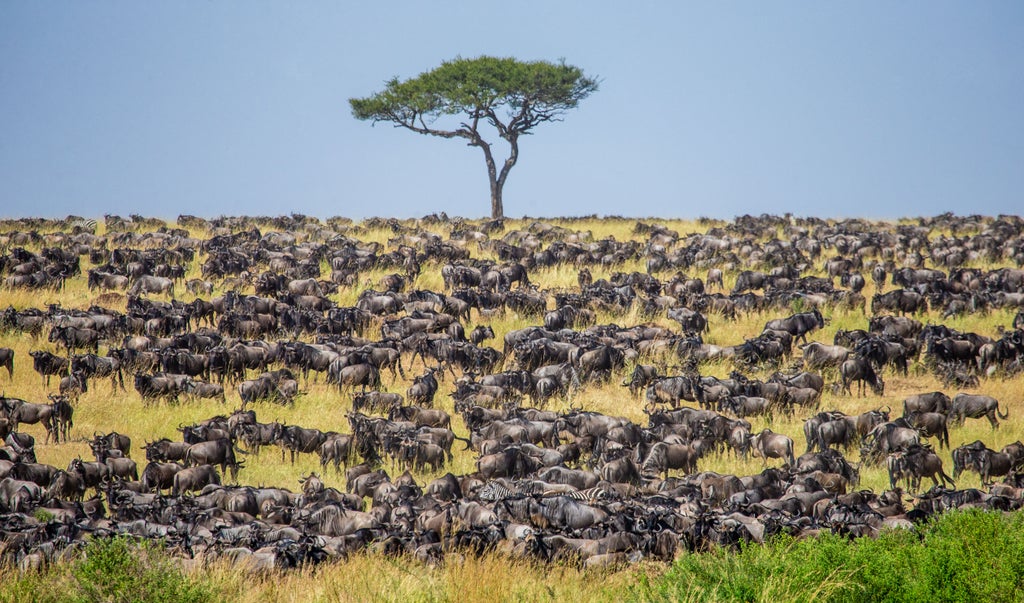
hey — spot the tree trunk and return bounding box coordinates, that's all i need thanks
[490,186,504,220]
[476,132,517,220]
[477,140,505,219]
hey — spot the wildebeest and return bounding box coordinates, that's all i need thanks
[184,438,242,480]
[280,425,329,464]
[871,289,925,315]
[951,440,1020,486]
[860,422,920,465]
[764,309,824,344]
[128,275,175,297]
[749,429,795,467]
[134,373,191,404]
[902,411,950,449]
[839,357,884,397]
[470,325,495,346]
[0,477,43,513]
[318,434,354,473]
[903,391,951,416]
[948,393,1009,429]
[71,353,124,391]
[87,270,129,291]
[331,362,381,394]
[29,351,68,386]
[172,464,221,495]
[48,325,101,355]
[140,461,184,493]
[888,444,955,492]
[799,342,850,372]
[0,348,12,380]
[640,441,699,478]
[238,376,293,406]
[407,369,439,407]
[58,371,88,402]
[0,397,62,444]
[352,391,404,415]
[185,380,226,403]
[644,375,705,409]
[667,307,708,334]
[622,364,659,397]
[141,438,190,463]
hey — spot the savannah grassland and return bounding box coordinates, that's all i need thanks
[2,215,1024,602]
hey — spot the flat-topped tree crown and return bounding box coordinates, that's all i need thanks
[350,56,598,219]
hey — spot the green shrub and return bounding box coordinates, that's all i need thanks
[69,536,212,603]
[631,510,1024,603]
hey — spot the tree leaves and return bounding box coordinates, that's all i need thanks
[349,56,597,218]
[349,56,598,137]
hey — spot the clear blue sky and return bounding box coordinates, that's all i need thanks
[1,2,1021,221]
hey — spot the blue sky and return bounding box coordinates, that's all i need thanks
[1,2,1021,221]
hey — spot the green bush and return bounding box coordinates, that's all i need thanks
[632,510,1024,603]
[0,536,214,603]
[68,536,212,603]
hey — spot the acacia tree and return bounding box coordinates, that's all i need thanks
[350,56,598,219]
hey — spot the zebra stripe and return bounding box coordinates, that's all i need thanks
[478,480,608,503]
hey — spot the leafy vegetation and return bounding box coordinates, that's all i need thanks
[2,537,212,603]
[633,509,1024,603]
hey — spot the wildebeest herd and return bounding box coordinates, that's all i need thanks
[1,212,1024,571]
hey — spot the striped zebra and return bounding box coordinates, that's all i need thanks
[68,218,98,233]
[478,480,609,503]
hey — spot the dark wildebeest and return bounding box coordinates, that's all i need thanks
[184,438,242,480]
[644,376,705,409]
[333,363,382,394]
[72,353,124,391]
[888,445,955,492]
[407,369,439,407]
[871,289,925,315]
[172,464,220,495]
[470,326,495,346]
[128,275,175,297]
[58,371,88,402]
[1,397,59,444]
[134,373,191,404]
[185,380,226,403]
[902,411,950,449]
[799,342,849,372]
[352,391,404,415]
[318,434,354,474]
[29,351,69,386]
[141,461,184,493]
[749,429,795,467]
[839,357,884,397]
[903,391,951,416]
[280,425,329,464]
[764,309,824,344]
[142,438,190,463]
[0,348,12,380]
[640,441,699,479]
[48,326,101,355]
[948,393,1009,429]
[622,364,659,397]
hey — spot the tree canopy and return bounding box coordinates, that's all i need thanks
[350,56,598,219]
